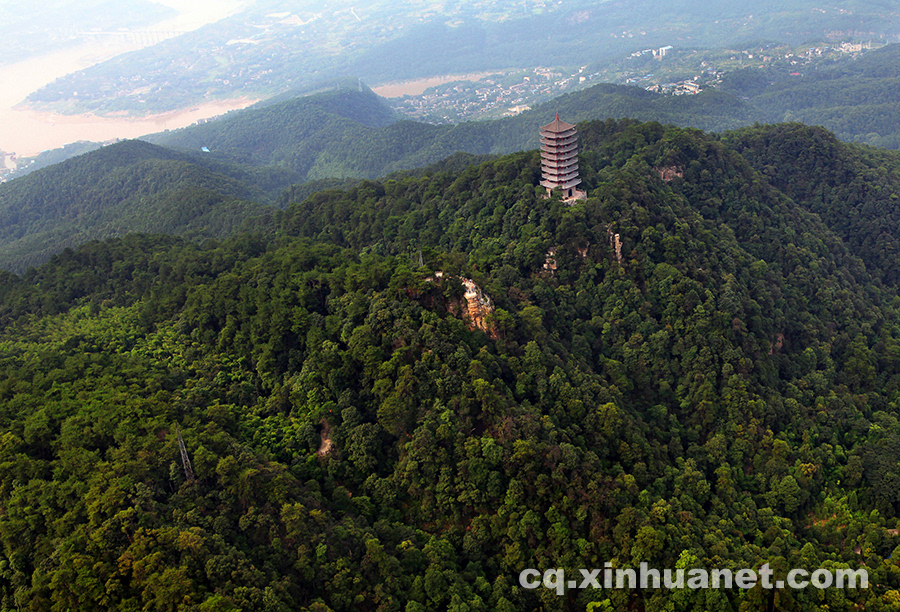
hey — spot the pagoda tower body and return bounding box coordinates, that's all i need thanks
[539,113,585,201]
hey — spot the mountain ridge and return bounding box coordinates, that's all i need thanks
[1,120,899,610]
[5,72,900,286]
[0,140,296,272]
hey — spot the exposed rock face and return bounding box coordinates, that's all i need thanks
[656,166,684,182]
[769,332,785,355]
[608,229,623,264]
[426,272,497,337]
[460,277,495,336]
[317,421,334,457]
[543,248,558,273]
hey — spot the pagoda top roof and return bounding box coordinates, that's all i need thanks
[540,112,576,133]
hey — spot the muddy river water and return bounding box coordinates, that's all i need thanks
[0,0,254,159]
[0,2,491,162]
[0,43,257,159]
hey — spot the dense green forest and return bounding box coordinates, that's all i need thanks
[11,44,900,274]
[723,44,900,149]
[0,140,296,273]
[2,120,900,610]
[723,122,900,286]
[147,85,754,179]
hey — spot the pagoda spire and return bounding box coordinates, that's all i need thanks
[539,113,586,202]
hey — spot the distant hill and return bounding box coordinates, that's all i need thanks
[724,44,900,148]
[149,84,754,183]
[146,87,417,179]
[0,140,297,272]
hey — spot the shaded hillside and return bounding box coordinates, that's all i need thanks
[150,84,753,182]
[0,140,296,272]
[725,44,900,148]
[146,87,399,163]
[271,152,499,208]
[723,122,900,285]
[1,121,900,611]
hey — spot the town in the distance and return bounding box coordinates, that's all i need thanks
[0,37,883,183]
[383,39,880,123]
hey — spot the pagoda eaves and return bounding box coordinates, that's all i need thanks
[539,113,585,201]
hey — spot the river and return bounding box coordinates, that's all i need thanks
[0,0,254,159]
[371,72,500,98]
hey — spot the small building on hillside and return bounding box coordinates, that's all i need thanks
[539,113,586,202]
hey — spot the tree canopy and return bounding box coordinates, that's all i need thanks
[1,120,900,610]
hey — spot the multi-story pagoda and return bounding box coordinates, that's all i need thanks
[540,113,585,201]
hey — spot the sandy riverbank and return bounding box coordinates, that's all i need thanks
[372,72,501,98]
[0,1,253,158]
[3,98,259,158]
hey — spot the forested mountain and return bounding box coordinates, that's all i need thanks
[6,63,900,279]
[724,43,900,148]
[18,42,900,189]
[150,44,900,183]
[723,122,900,286]
[0,85,752,272]
[0,140,297,272]
[150,84,752,178]
[1,120,900,611]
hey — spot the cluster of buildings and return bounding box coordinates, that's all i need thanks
[389,66,600,122]
[0,151,17,183]
[629,45,674,59]
[721,40,879,70]
[790,41,876,61]
[645,79,705,95]
[617,39,885,97]
[387,37,880,122]
[626,67,722,96]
